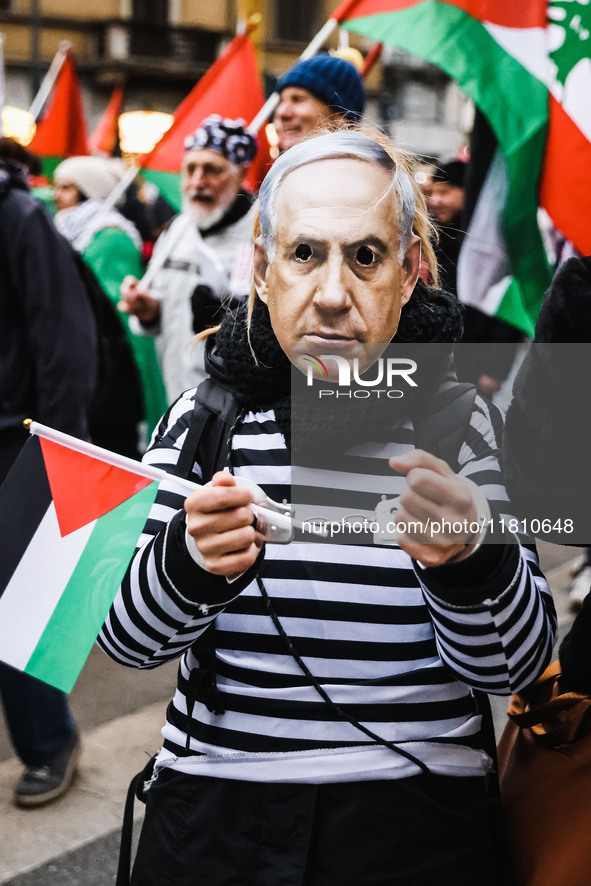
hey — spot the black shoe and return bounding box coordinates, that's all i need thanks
[14,730,81,808]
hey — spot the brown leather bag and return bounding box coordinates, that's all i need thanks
[498,661,591,886]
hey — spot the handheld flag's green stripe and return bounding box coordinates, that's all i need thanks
[25,481,159,693]
[342,3,552,332]
[141,169,182,213]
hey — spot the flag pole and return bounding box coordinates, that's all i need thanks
[0,35,5,132]
[361,42,383,78]
[76,15,268,252]
[139,212,226,291]
[24,419,325,538]
[73,163,138,253]
[24,420,200,496]
[248,16,340,133]
[28,40,71,123]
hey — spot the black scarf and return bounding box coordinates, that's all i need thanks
[213,281,464,454]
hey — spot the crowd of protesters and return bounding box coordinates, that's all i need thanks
[0,47,589,886]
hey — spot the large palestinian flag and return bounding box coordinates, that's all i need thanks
[0,430,161,692]
[335,0,591,336]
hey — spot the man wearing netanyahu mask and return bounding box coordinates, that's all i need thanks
[100,131,554,885]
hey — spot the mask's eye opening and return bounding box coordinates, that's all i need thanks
[356,245,376,266]
[295,243,313,262]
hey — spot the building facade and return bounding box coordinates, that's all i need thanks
[1,0,470,163]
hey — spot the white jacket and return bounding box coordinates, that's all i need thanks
[131,205,252,403]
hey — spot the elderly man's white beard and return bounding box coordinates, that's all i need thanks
[182,187,238,231]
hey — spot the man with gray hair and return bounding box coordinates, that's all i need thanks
[120,115,257,403]
[102,130,554,885]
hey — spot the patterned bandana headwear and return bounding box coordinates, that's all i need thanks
[183,115,258,167]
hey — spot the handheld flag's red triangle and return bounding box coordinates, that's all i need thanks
[29,50,89,159]
[89,83,124,156]
[39,438,154,537]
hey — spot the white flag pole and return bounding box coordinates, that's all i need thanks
[25,420,200,497]
[0,35,5,134]
[248,16,340,133]
[139,214,227,291]
[28,40,71,123]
[73,163,139,253]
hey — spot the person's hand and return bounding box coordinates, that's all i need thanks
[184,472,265,576]
[388,450,479,567]
[119,275,160,325]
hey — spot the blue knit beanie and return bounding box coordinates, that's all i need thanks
[277,54,365,122]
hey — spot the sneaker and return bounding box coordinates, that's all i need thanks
[14,729,81,808]
[568,565,591,613]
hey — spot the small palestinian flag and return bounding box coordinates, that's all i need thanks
[0,428,165,692]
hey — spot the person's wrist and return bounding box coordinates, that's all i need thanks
[448,479,491,563]
[184,524,246,584]
[417,480,490,568]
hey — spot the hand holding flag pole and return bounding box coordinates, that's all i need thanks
[0,35,5,127]
[0,417,324,693]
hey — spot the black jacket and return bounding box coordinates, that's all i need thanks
[0,159,97,441]
[502,255,591,533]
[502,255,591,692]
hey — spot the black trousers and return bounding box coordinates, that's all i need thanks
[130,770,515,886]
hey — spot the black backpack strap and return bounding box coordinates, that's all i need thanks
[115,755,157,886]
[174,376,243,725]
[173,377,241,482]
[414,380,477,473]
[117,377,240,884]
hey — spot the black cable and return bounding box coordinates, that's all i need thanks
[255,575,432,777]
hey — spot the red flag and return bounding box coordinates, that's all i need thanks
[140,34,271,203]
[29,50,89,164]
[89,83,124,156]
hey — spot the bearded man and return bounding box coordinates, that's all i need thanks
[120,115,257,402]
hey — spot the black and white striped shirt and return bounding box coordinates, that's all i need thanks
[98,389,556,783]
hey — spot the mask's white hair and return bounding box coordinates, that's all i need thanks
[258,131,416,262]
